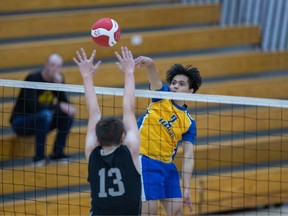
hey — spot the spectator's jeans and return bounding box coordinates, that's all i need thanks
[11,109,74,158]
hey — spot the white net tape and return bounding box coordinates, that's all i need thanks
[1,79,287,108]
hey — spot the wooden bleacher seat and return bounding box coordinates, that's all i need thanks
[202,75,288,99]
[1,158,201,215]
[2,160,287,215]
[0,135,34,161]
[2,137,287,194]
[0,4,220,40]
[0,25,260,70]
[1,51,288,101]
[0,0,165,13]
[0,127,86,161]
[2,127,287,176]
[1,115,287,214]
[174,134,288,171]
[55,51,288,83]
[1,122,287,176]
[1,73,288,125]
[0,181,200,215]
[1,88,287,128]
[197,164,288,214]
[1,191,92,215]
[0,50,287,86]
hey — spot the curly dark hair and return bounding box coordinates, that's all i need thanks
[166,64,202,93]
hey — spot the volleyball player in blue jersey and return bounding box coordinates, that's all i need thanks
[135,56,202,215]
[74,47,141,215]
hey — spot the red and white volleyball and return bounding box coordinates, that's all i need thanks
[91,18,121,47]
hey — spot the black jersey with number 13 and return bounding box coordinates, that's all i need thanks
[88,145,141,215]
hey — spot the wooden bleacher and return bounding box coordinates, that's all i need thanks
[2,102,287,160]
[1,51,288,100]
[202,75,288,98]
[0,182,200,215]
[1,101,288,155]
[197,164,288,214]
[2,149,288,215]
[1,191,92,216]
[0,4,220,40]
[0,50,287,86]
[0,25,261,70]
[175,134,288,170]
[1,78,288,129]
[1,0,288,215]
[2,132,288,195]
[2,165,287,215]
[0,127,86,161]
[0,0,165,13]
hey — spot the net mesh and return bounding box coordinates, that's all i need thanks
[0,79,288,215]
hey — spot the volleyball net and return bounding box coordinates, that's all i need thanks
[1,79,288,215]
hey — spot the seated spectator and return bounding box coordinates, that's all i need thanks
[10,54,76,167]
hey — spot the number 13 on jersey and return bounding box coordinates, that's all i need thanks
[98,168,125,197]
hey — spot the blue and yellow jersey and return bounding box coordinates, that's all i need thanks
[138,86,196,163]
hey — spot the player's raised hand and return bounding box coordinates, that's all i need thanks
[134,56,154,68]
[73,48,101,78]
[115,46,135,74]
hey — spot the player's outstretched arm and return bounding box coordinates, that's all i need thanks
[115,46,140,173]
[73,48,102,161]
[134,56,162,90]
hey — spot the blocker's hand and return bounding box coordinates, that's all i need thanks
[73,48,101,79]
[115,46,135,74]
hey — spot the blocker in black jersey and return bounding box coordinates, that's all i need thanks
[74,47,141,216]
[88,145,141,215]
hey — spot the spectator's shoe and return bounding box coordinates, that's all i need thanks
[32,157,48,167]
[49,153,71,164]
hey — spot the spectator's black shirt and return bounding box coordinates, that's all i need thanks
[10,71,69,122]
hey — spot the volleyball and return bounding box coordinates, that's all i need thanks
[91,18,121,47]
